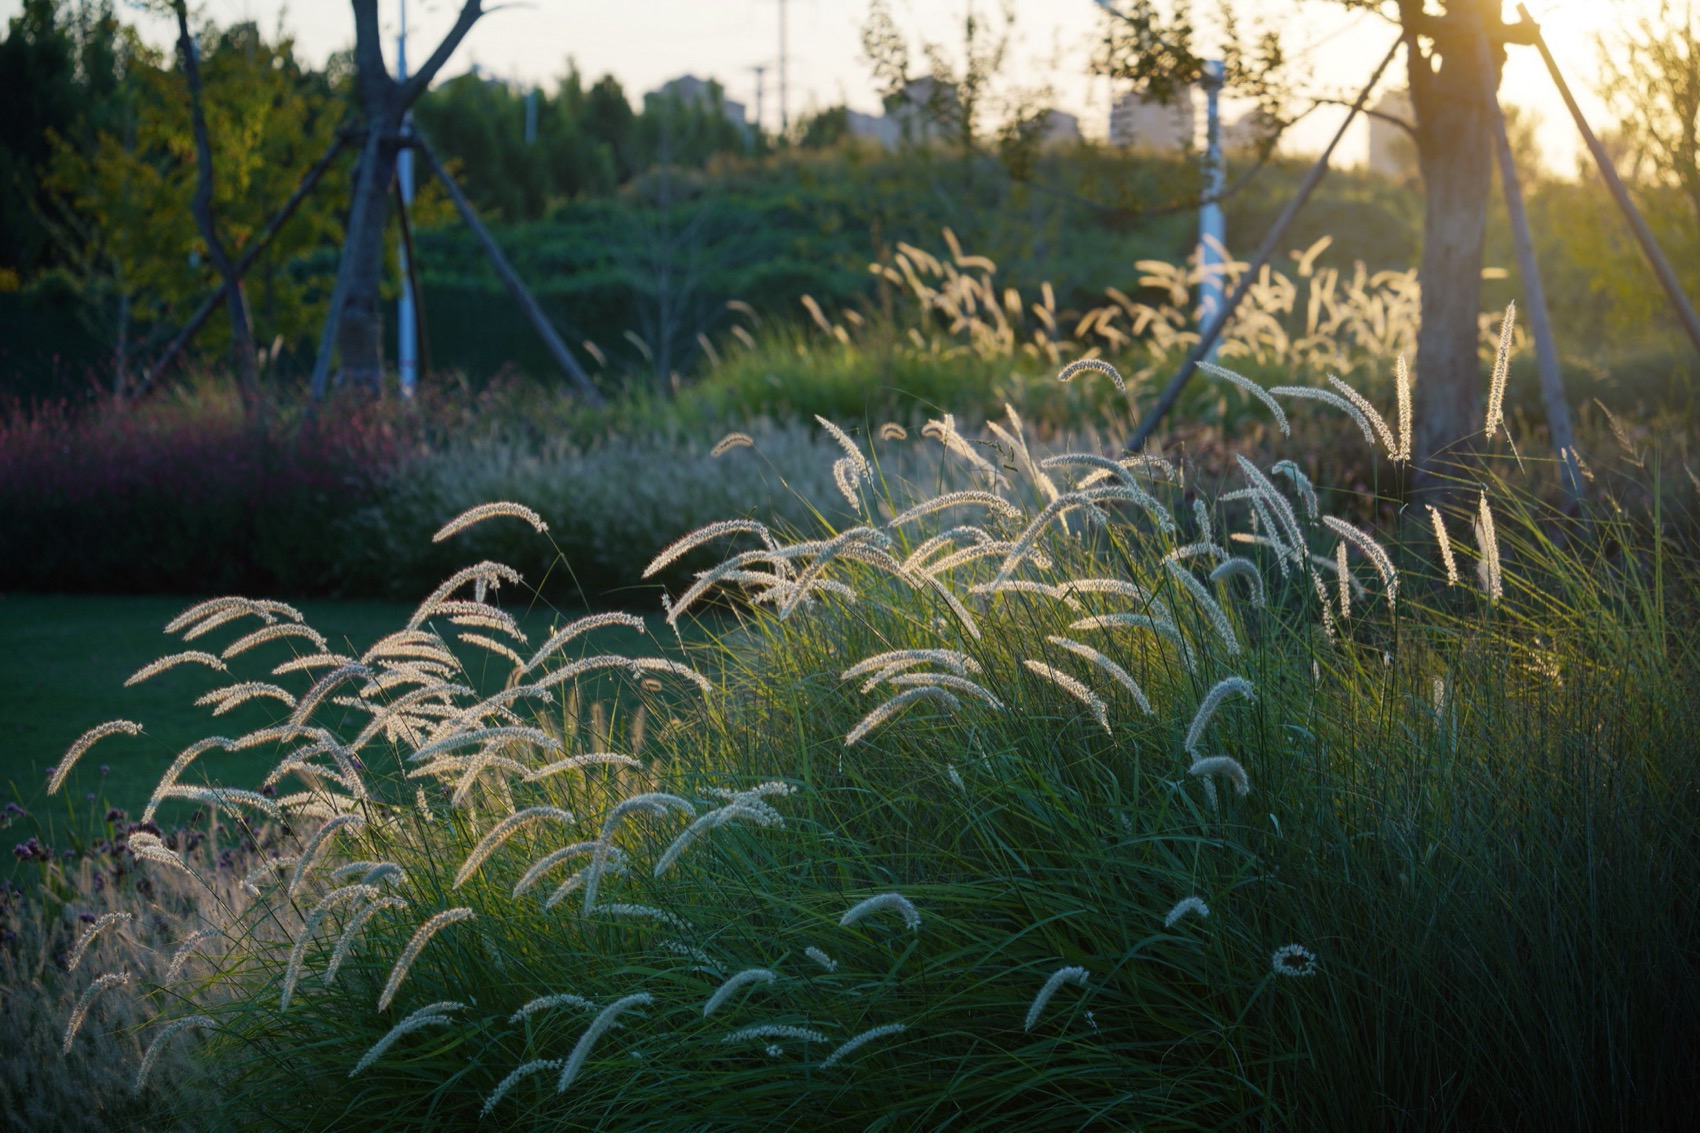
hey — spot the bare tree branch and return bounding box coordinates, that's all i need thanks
[400,0,485,107]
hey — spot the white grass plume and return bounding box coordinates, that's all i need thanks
[405,726,559,765]
[50,720,141,794]
[840,891,922,931]
[134,1015,216,1092]
[1164,896,1210,927]
[126,831,189,873]
[1235,455,1307,552]
[1477,491,1503,602]
[1057,357,1125,389]
[194,681,297,716]
[325,896,408,985]
[433,502,548,542]
[62,971,129,1054]
[921,414,1007,487]
[1327,374,1397,455]
[845,686,962,746]
[1189,755,1251,798]
[288,663,373,726]
[1199,361,1289,435]
[805,946,837,972]
[1395,354,1413,461]
[1428,505,1460,586]
[878,422,908,440]
[645,520,776,578]
[556,993,652,1092]
[724,1023,831,1047]
[66,912,130,972]
[221,622,330,660]
[351,1002,465,1076]
[1044,637,1153,715]
[272,652,359,675]
[820,1023,906,1067]
[166,596,301,636]
[1321,516,1398,609]
[842,649,980,682]
[703,969,777,1016]
[653,802,782,877]
[378,909,476,1012]
[289,813,366,898]
[1268,384,1378,445]
[408,561,523,629]
[1270,460,1319,521]
[1184,677,1255,757]
[1271,942,1318,977]
[885,672,1004,709]
[458,632,526,669]
[1335,541,1352,620]
[711,431,756,456]
[1066,613,1194,673]
[283,885,381,1009]
[1485,301,1516,440]
[454,806,576,888]
[523,753,643,783]
[968,579,1084,610]
[582,793,695,913]
[1165,562,1241,656]
[482,1058,563,1117]
[1209,558,1266,607]
[510,993,597,1024]
[164,927,219,982]
[885,491,1021,528]
[125,651,226,686]
[1024,965,1089,1031]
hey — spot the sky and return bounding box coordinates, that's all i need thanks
[4,0,1667,174]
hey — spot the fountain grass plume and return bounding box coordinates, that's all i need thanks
[1209,557,1267,606]
[482,1059,564,1117]
[221,621,330,660]
[134,1015,217,1092]
[1164,897,1210,927]
[1023,659,1112,734]
[50,720,142,794]
[820,1023,907,1068]
[377,909,476,1012]
[1428,505,1460,585]
[556,993,653,1093]
[65,912,130,973]
[1200,361,1290,435]
[432,501,549,542]
[351,1002,466,1076]
[453,806,577,888]
[288,813,366,898]
[1044,636,1153,715]
[1024,965,1089,1031]
[1189,755,1251,798]
[1268,384,1379,445]
[63,971,130,1054]
[1165,561,1242,655]
[1184,677,1255,756]
[510,993,597,1024]
[125,651,227,686]
[1056,357,1125,389]
[325,896,409,985]
[1485,301,1517,440]
[1327,375,1397,455]
[654,802,783,877]
[702,969,777,1016]
[846,685,963,745]
[885,490,1021,527]
[1321,516,1398,609]
[840,891,922,931]
[582,793,695,913]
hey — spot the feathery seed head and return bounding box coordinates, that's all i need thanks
[1024,965,1089,1031]
[840,891,922,931]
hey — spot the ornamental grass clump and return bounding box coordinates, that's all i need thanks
[35,339,1700,1131]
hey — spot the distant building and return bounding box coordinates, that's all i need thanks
[1367,88,1416,177]
[647,74,746,126]
[1042,109,1081,145]
[1109,87,1196,150]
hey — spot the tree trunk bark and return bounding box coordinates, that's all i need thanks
[1407,5,1500,500]
[333,103,401,392]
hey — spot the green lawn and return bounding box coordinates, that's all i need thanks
[0,592,688,861]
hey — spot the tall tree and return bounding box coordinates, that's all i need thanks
[311,0,485,397]
[1097,0,1525,492]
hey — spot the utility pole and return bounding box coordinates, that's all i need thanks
[751,64,767,136]
[1198,59,1226,363]
[524,87,538,145]
[396,0,418,398]
[778,0,789,135]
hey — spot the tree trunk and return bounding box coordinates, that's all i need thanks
[1407,7,1500,500]
[175,2,259,407]
[333,103,402,391]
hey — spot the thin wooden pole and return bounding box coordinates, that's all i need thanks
[1475,20,1583,504]
[1518,2,1700,357]
[1125,36,1402,455]
[135,130,349,398]
[410,129,604,404]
